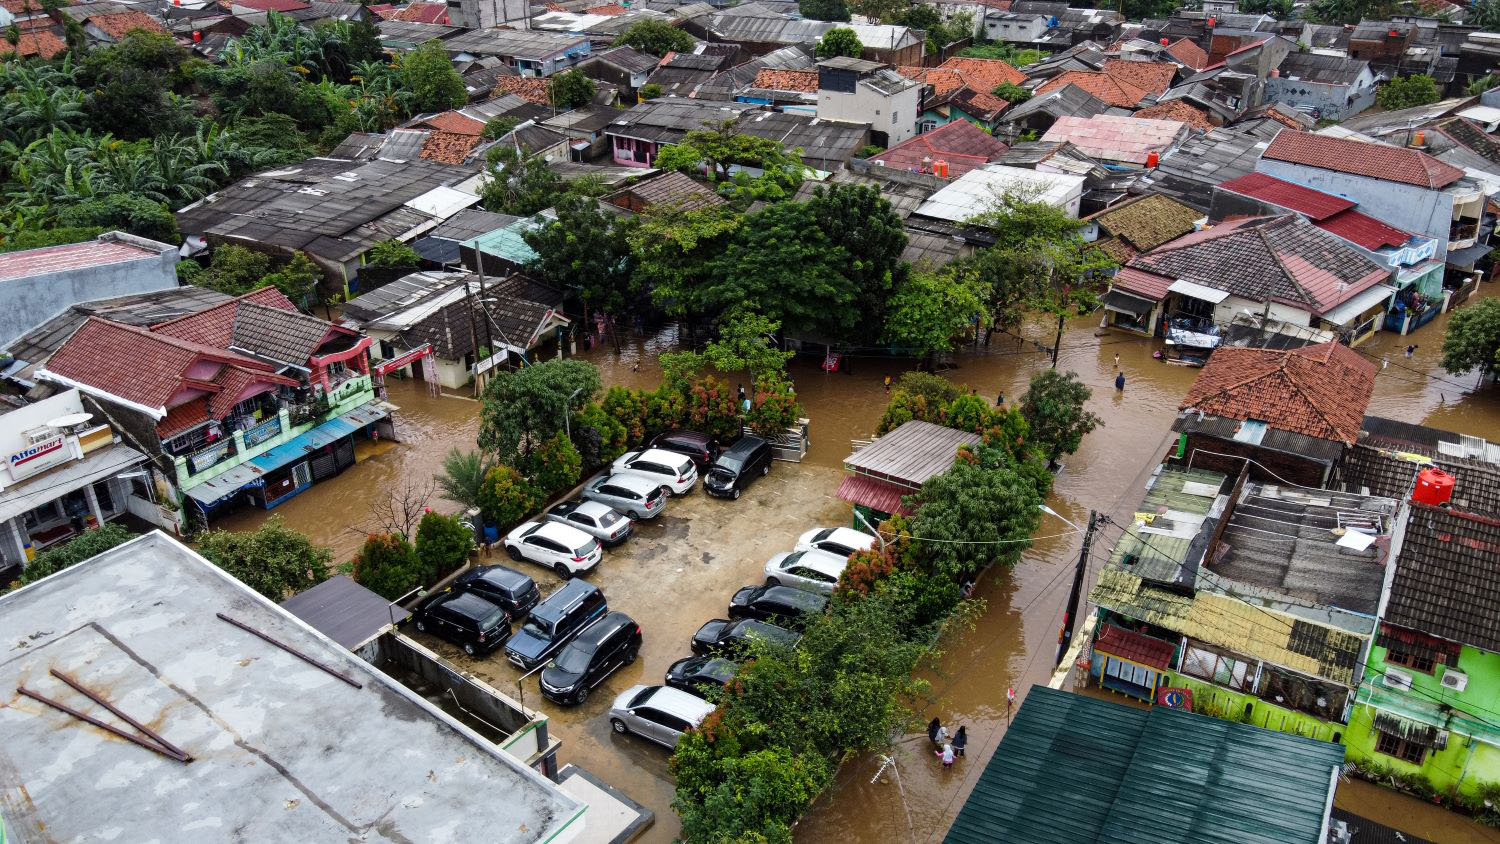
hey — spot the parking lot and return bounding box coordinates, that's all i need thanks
[406,460,852,843]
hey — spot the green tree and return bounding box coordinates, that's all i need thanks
[1240,0,1293,17]
[612,18,694,57]
[399,40,465,112]
[352,532,425,600]
[480,144,564,216]
[436,448,491,511]
[992,81,1031,103]
[807,183,908,328]
[574,401,629,467]
[523,194,638,349]
[14,524,135,588]
[600,385,648,445]
[195,244,272,294]
[677,745,833,843]
[57,195,180,244]
[365,239,421,269]
[653,118,805,201]
[477,465,538,528]
[704,202,855,337]
[907,447,1044,578]
[478,358,601,467]
[1441,297,1500,379]
[533,430,583,496]
[1473,0,1500,31]
[816,27,863,59]
[259,250,320,306]
[702,310,796,382]
[800,0,850,21]
[1378,74,1441,110]
[482,115,520,139]
[1,227,106,252]
[196,516,333,600]
[1019,368,1101,466]
[882,268,990,368]
[547,69,597,109]
[1469,74,1500,97]
[415,511,474,584]
[632,204,742,331]
[639,82,663,100]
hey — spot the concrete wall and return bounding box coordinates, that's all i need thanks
[0,232,177,349]
[1265,70,1376,121]
[450,0,528,27]
[818,82,921,146]
[1255,161,1458,261]
[1213,293,1315,327]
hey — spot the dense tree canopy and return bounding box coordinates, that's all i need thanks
[524,194,639,336]
[1441,297,1500,379]
[196,516,333,601]
[612,18,694,57]
[816,27,863,59]
[1019,369,1101,465]
[799,0,850,21]
[1377,74,1441,110]
[478,358,601,469]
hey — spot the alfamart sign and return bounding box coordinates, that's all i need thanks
[8,435,68,481]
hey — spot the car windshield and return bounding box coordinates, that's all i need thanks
[628,687,654,707]
[575,539,599,557]
[718,456,744,472]
[554,643,595,673]
[522,618,553,638]
[481,609,506,629]
[599,510,623,525]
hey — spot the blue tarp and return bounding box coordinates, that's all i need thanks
[249,415,360,473]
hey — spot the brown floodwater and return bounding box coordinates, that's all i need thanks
[223,295,1500,844]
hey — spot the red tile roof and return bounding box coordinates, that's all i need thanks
[157,399,210,439]
[1165,37,1207,70]
[494,76,551,105]
[585,3,627,14]
[422,111,486,135]
[419,130,481,164]
[225,0,310,10]
[1094,624,1175,670]
[752,68,819,92]
[1036,69,1152,108]
[88,10,169,39]
[208,366,291,418]
[1318,209,1413,251]
[0,30,65,58]
[367,3,397,17]
[938,56,1026,89]
[1101,59,1177,94]
[1218,172,1355,220]
[391,2,446,22]
[1263,130,1466,189]
[1179,340,1376,444]
[870,120,1008,178]
[1134,100,1213,131]
[152,287,297,349]
[0,238,158,281]
[946,86,1011,121]
[0,0,44,15]
[1110,265,1174,300]
[836,474,913,516]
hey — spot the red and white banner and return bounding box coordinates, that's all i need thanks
[374,344,433,376]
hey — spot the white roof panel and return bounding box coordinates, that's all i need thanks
[405,184,479,218]
[1167,278,1231,304]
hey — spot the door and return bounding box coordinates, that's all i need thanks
[292,461,312,489]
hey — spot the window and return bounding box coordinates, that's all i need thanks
[1386,643,1436,673]
[1181,642,1253,691]
[1376,730,1427,765]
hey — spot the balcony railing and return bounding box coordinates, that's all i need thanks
[186,438,236,475]
[1450,220,1480,245]
[242,415,283,448]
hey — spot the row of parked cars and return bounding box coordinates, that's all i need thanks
[604,525,880,750]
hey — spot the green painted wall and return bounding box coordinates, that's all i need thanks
[1157,670,1348,744]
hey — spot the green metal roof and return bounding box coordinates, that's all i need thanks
[944,687,1345,844]
[1105,466,1226,584]
[463,217,541,264]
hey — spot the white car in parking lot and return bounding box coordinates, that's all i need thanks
[794,527,877,558]
[504,520,602,578]
[611,448,698,495]
[763,548,850,595]
[608,684,716,749]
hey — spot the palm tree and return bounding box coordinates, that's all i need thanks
[436,449,492,512]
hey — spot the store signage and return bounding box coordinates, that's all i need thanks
[374,344,433,376]
[8,435,68,480]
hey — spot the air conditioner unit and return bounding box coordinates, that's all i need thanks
[1441,669,1468,693]
[1384,667,1414,691]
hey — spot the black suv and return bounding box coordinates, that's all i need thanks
[704,436,772,500]
[450,565,541,619]
[665,655,737,698]
[540,611,643,705]
[412,591,511,657]
[728,584,828,629]
[690,618,799,657]
[649,430,721,471]
[504,579,608,670]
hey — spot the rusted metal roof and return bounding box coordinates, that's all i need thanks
[843,420,976,488]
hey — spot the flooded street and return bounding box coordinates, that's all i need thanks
[223,296,1500,844]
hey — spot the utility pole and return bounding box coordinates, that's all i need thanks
[476,260,496,368]
[466,277,482,398]
[1055,510,1098,667]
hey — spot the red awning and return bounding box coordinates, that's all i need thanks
[1094,624,1175,670]
[836,474,914,516]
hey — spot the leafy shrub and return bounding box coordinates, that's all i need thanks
[415,511,474,583]
[532,430,583,497]
[477,465,537,529]
[197,516,333,600]
[14,523,136,588]
[352,532,424,600]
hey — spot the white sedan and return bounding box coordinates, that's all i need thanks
[504,520,602,579]
[611,448,698,496]
[763,548,850,595]
[794,527,877,558]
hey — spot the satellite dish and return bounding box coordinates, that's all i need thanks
[47,412,93,429]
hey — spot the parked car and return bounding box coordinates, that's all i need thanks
[611,448,698,496]
[763,548,851,596]
[546,499,633,547]
[607,684,716,749]
[581,473,666,520]
[539,611,642,705]
[728,584,828,629]
[665,655,738,698]
[504,520,602,579]
[794,527,877,558]
[448,564,541,619]
[504,579,608,670]
[703,436,772,500]
[411,591,511,657]
[690,618,800,657]
[648,429,720,471]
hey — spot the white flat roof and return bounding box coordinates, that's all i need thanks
[1168,278,1231,304]
[914,165,1086,224]
[1321,283,1395,325]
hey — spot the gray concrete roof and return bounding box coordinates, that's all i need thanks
[0,532,583,843]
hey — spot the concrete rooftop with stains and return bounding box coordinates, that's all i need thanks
[0,531,583,843]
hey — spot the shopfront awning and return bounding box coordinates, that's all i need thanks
[1321,284,1396,327]
[1446,242,1492,270]
[1101,288,1156,317]
[836,474,913,517]
[0,444,145,524]
[1167,279,1231,304]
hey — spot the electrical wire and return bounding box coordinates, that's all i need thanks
[874,527,1084,545]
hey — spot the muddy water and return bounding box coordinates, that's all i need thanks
[224,296,1500,844]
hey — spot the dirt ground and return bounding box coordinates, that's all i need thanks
[406,460,852,843]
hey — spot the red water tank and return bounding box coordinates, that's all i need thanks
[1160,37,1170,46]
[1146,150,1160,168]
[1413,468,1455,507]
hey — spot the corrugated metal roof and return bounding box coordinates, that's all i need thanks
[843,420,977,487]
[280,575,396,649]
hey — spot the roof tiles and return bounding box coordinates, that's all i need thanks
[1219,171,1356,220]
[0,30,65,58]
[1263,130,1465,189]
[88,10,169,38]
[0,238,159,281]
[1165,37,1207,70]
[937,56,1026,89]
[1040,114,1186,165]
[390,1,446,21]
[422,111,486,136]
[1178,340,1375,444]
[752,68,818,92]
[419,131,482,165]
[870,120,1009,178]
[1134,99,1213,131]
[493,76,552,105]
[1384,504,1500,651]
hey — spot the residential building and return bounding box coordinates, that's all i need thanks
[35,289,388,527]
[0,531,585,842]
[897,57,1027,133]
[601,169,728,213]
[1034,58,1180,108]
[1081,192,1202,267]
[1339,416,1500,517]
[1135,99,1216,131]
[375,19,460,50]
[1107,214,1393,342]
[1169,340,1377,487]
[578,45,659,91]
[407,207,519,266]
[605,98,756,168]
[1136,126,1274,212]
[869,119,1008,179]
[80,9,171,45]
[913,164,1086,222]
[1265,52,1376,122]
[837,420,974,521]
[0,232,178,349]
[817,57,922,147]
[441,28,592,76]
[1039,114,1191,169]
[943,686,1345,844]
[983,12,1048,44]
[446,0,528,27]
[649,51,732,98]
[992,82,1111,141]
[0,389,153,578]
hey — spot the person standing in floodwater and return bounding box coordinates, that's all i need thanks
[1115,370,1125,391]
[884,375,892,394]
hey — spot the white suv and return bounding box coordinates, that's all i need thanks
[794,527,877,558]
[611,448,698,495]
[504,520,602,578]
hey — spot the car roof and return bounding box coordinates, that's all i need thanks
[533,579,601,621]
[760,585,828,609]
[818,527,872,547]
[471,565,531,589]
[657,430,712,445]
[535,520,593,545]
[731,618,794,639]
[603,473,657,493]
[570,499,615,518]
[444,591,504,619]
[722,436,767,457]
[786,548,851,577]
[548,501,580,515]
[574,611,634,647]
[634,448,692,465]
[642,685,717,720]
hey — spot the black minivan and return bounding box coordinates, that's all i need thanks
[450,565,541,619]
[504,579,608,670]
[704,435,772,500]
[412,591,511,657]
[539,611,643,705]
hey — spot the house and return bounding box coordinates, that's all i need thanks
[605,98,756,167]
[1081,192,1202,267]
[837,420,975,521]
[869,119,1009,179]
[441,28,592,76]
[741,67,820,112]
[601,169,727,213]
[406,207,519,266]
[1136,126,1272,212]
[1034,58,1179,108]
[1108,214,1393,343]
[578,45,659,91]
[537,107,619,160]
[1088,463,1400,745]
[993,82,1110,141]
[1338,416,1500,516]
[344,271,568,389]
[898,57,1027,133]
[1265,53,1376,122]
[698,45,816,103]
[0,232,178,350]
[1039,114,1191,169]
[982,12,1048,45]
[944,686,1345,844]
[817,57,923,148]
[79,9,171,44]
[1169,340,1377,487]
[35,289,388,526]
[1345,501,1500,801]
[1256,130,1489,277]
[914,163,1086,223]
[1215,172,1444,337]
[375,19,459,50]
[0,531,585,842]
[703,14,922,65]
[736,108,870,173]
[0,389,152,579]
[648,51,732,98]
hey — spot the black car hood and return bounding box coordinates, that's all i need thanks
[506,630,553,662]
[728,586,757,609]
[541,665,584,689]
[692,619,730,645]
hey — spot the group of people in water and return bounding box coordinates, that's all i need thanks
[927,718,967,768]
